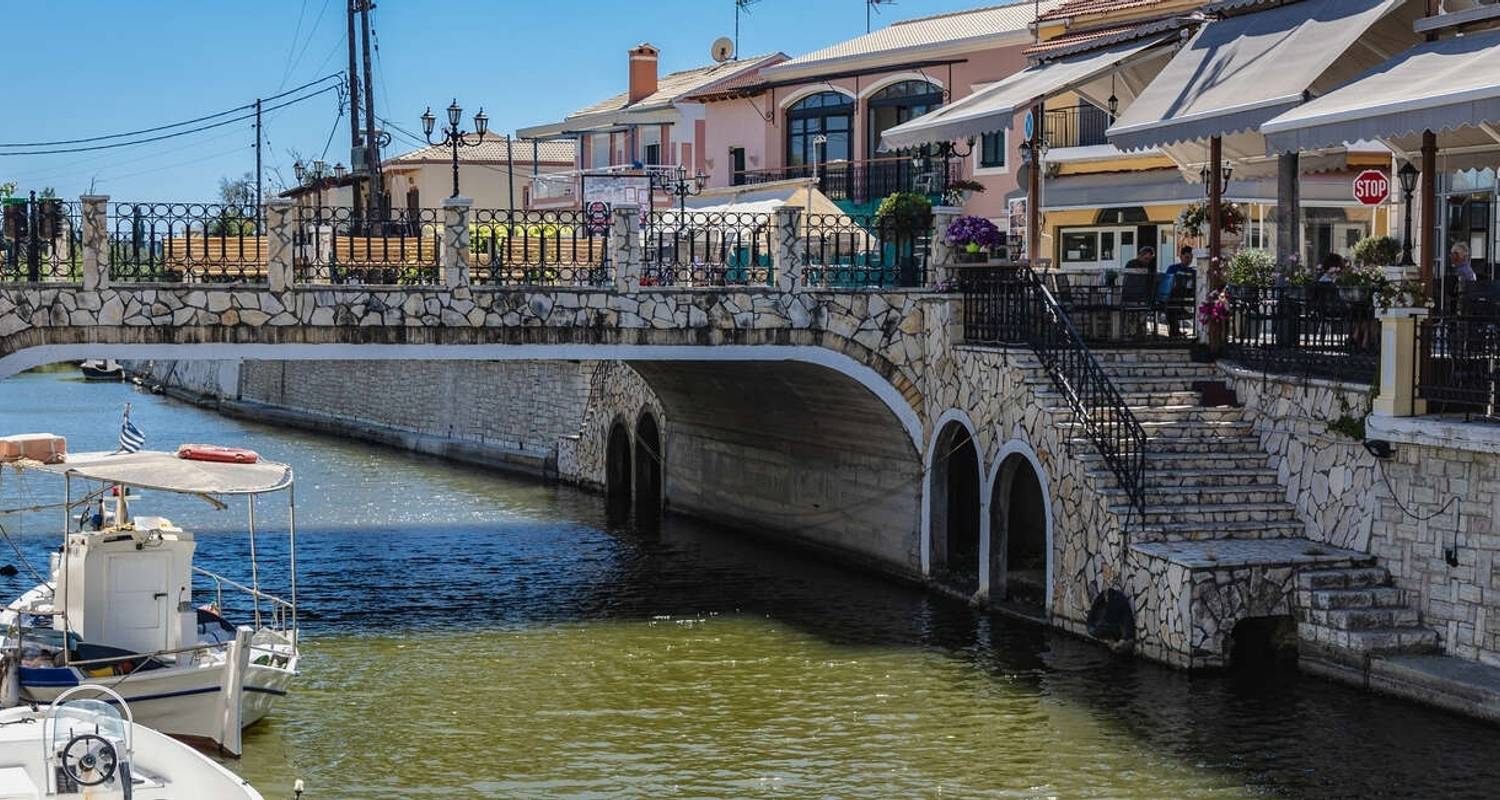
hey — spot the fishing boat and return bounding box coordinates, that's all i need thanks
[78,360,124,381]
[0,685,266,798]
[0,447,301,756]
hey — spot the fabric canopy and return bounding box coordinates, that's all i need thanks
[1039,167,1383,209]
[879,36,1170,152]
[31,451,293,496]
[1262,29,1500,154]
[1108,0,1413,151]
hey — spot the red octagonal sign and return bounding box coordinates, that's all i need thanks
[1353,169,1390,206]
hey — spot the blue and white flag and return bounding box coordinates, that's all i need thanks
[118,404,144,453]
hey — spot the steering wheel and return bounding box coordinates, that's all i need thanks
[61,733,117,787]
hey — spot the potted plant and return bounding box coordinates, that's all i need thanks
[1352,235,1402,270]
[1176,200,1247,241]
[945,215,1002,263]
[942,179,986,208]
[1280,255,1313,301]
[1335,260,1385,305]
[874,192,934,286]
[1376,277,1431,311]
[1224,248,1276,300]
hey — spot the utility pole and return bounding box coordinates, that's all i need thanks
[254,98,263,232]
[359,0,381,226]
[346,0,363,227]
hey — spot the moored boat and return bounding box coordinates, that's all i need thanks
[79,360,124,381]
[0,448,302,756]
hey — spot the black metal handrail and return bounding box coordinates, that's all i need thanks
[1223,285,1379,383]
[961,265,1146,520]
[1418,312,1500,421]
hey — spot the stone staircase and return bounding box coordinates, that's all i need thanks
[1014,347,1438,661]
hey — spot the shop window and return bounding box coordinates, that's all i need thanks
[1062,231,1098,263]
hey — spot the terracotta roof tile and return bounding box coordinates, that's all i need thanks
[389,134,576,165]
[1039,0,1171,22]
[773,0,1067,69]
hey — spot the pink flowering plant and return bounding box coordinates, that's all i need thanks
[946,215,1003,253]
[1199,287,1231,326]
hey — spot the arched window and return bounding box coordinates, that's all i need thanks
[786,92,853,167]
[867,80,943,157]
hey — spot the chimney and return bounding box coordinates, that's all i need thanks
[628,43,660,104]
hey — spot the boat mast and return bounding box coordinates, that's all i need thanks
[247,495,261,630]
[287,483,298,639]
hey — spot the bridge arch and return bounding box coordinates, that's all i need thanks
[923,409,982,593]
[633,410,662,517]
[986,439,1053,614]
[606,417,633,514]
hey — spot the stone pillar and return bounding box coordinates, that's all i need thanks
[773,205,802,293]
[611,204,642,293]
[264,198,295,293]
[929,205,962,286]
[1276,152,1300,267]
[79,195,109,291]
[1373,307,1430,418]
[442,196,473,289]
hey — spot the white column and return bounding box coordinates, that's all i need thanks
[1373,307,1430,418]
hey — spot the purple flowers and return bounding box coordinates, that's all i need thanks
[946,215,1003,250]
[1199,288,1230,325]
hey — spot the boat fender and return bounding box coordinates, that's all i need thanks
[1086,587,1136,644]
[0,650,18,708]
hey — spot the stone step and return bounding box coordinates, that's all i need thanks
[1073,349,1197,364]
[1016,360,1220,380]
[1299,623,1441,655]
[1132,518,1307,542]
[1044,404,1243,424]
[1297,566,1392,591]
[1088,466,1282,489]
[1302,586,1407,610]
[1059,419,1254,440]
[1117,502,1302,527]
[1035,387,1205,408]
[1100,484,1287,507]
[1301,606,1421,630]
[1069,439,1267,459]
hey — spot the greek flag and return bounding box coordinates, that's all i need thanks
[118,404,144,453]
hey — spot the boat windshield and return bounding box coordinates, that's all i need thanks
[49,698,127,745]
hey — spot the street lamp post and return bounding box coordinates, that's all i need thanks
[651,165,708,217]
[1398,161,1419,267]
[293,159,348,214]
[422,100,489,199]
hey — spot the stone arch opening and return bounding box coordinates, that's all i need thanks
[605,419,633,514]
[991,452,1048,610]
[928,420,981,592]
[1227,615,1299,671]
[633,410,662,518]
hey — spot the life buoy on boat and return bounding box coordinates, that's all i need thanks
[176,444,260,464]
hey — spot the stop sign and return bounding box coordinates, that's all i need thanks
[1353,169,1390,206]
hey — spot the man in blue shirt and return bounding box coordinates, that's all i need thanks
[1158,245,1196,336]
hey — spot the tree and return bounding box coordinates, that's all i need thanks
[218,173,255,207]
[0,182,16,200]
[210,172,257,235]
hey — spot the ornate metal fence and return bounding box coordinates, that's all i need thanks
[641,211,773,286]
[471,208,610,287]
[1223,285,1379,383]
[1418,314,1500,420]
[1,195,80,282]
[799,212,929,289]
[109,202,263,282]
[292,206,440,286]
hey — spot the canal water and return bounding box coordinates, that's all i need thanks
[2,367,1498,799]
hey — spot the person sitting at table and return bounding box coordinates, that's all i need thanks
[1157,245,1196,303]
[1316,252,1344,283]
[1452,242,1478,285]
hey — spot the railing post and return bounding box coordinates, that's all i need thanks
[773,205,802,293]
[265,198,295,292]
[442,196,472,289]
[930,205,962,286]
[1373,306,1429,418]
[611,204,641,293]
[80,195,109,291]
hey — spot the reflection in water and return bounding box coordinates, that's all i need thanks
[2,369,1499,798]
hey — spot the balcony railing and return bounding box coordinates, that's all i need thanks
[737,157,959,204]
[1045,104,1112,149]
[1223,285,1380,383]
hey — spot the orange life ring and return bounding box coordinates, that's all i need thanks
[176,444,260,464]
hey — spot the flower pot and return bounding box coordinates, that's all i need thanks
[1337,285,1374,306]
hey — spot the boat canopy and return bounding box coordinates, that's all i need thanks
[28,450,293,496]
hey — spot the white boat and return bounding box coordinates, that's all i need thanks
[0,449,301,756]
[78,360,124,381]
[0,685,264,798]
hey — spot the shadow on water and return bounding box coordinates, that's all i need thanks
[4,369,1500,798]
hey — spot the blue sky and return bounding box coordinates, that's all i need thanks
[0,0,1007,202]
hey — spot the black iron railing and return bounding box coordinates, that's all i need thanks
[1045,270,1197,345]
[1,195,80,282]
[109,202,262,282]
[738,157,959,203]
[1044,104,1112,149]
[1223,285,1379,383]
[641,211,773,286]
[800,212,930,289]
[961,265,1146,519]
[292,206,440,286]
[471,208,611,287]
[1418,313,1500,420]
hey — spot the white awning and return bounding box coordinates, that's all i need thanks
[1108,0,1418,152]
[28,451,293,496]
[1262,29,1500,154]
[879,36,1172,152]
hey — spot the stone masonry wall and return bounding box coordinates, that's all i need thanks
[1225,365,1379,551]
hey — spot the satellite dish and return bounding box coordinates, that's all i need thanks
[711,37,735,63]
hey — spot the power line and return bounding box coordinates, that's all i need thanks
[278,0,313,90]
[0,74,343,150]
[280,0,338,92]
[0,84,341,157]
